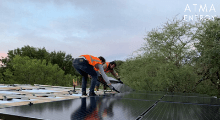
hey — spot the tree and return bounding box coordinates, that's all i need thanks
[49,51,78,76]
[0,67,4,83]
[193,18,220,96]
[120,18,199,92]
[114,60,124,74]
[9,55,74,86]
[3,69,15,84]
[138,18,196,67]
[0,45,79,79]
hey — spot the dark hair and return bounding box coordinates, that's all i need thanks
[109,61,116,67]
[98,56,106,63]
[108,61,116,70]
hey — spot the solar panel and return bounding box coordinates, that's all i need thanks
[0,91,219,120]
[107,77,134,93]
[142,102,220,120]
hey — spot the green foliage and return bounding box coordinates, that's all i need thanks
[114,60,124,74]
[120,18,197,92]
[6,55,75,86]
[0,68,3,83]
[192,18,220,96]
[120,52,198,92]
[3,69,15,84]
[120,18,220,97]
[0,45,78,78]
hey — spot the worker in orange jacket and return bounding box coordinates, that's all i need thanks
[72,55,119,96]
[95,61,123,91]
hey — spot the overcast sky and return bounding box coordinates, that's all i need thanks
[0,0,219,62]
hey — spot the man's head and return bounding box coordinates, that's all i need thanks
[98,56,106,64]
[109,61,116,69]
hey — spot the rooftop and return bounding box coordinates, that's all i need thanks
[0,84,219,120]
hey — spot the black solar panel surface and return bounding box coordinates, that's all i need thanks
[143,101,220,120]
[0,92,219,120]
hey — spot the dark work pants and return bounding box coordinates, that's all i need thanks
[72,58,98,93]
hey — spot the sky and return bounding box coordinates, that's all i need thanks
[0,0,219,62]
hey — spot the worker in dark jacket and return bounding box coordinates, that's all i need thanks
[95,61,123,91]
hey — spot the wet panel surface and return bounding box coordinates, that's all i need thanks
[166,92,211,97]
[0,94,155,120]
[115,93,163,101]
[142,102,220,120]
[162,95,220,105]
[0,91,219,120]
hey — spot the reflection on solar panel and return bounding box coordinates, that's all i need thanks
[0,91,219,120]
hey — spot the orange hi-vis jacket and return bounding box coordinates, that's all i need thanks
[80,55,102,71]
[102,62,119,79]
[104,62,110,73]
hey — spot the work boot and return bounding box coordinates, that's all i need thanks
[82,91,87,96]
[104,85,107,90]
[89,92,97,96]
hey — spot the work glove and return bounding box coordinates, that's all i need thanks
[109,85,120,93]
[117,78,123,84]
[118,80,123,84]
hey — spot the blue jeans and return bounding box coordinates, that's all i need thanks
[96,81,100,87]
[96,71,101,87]
[72,58,98,93]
